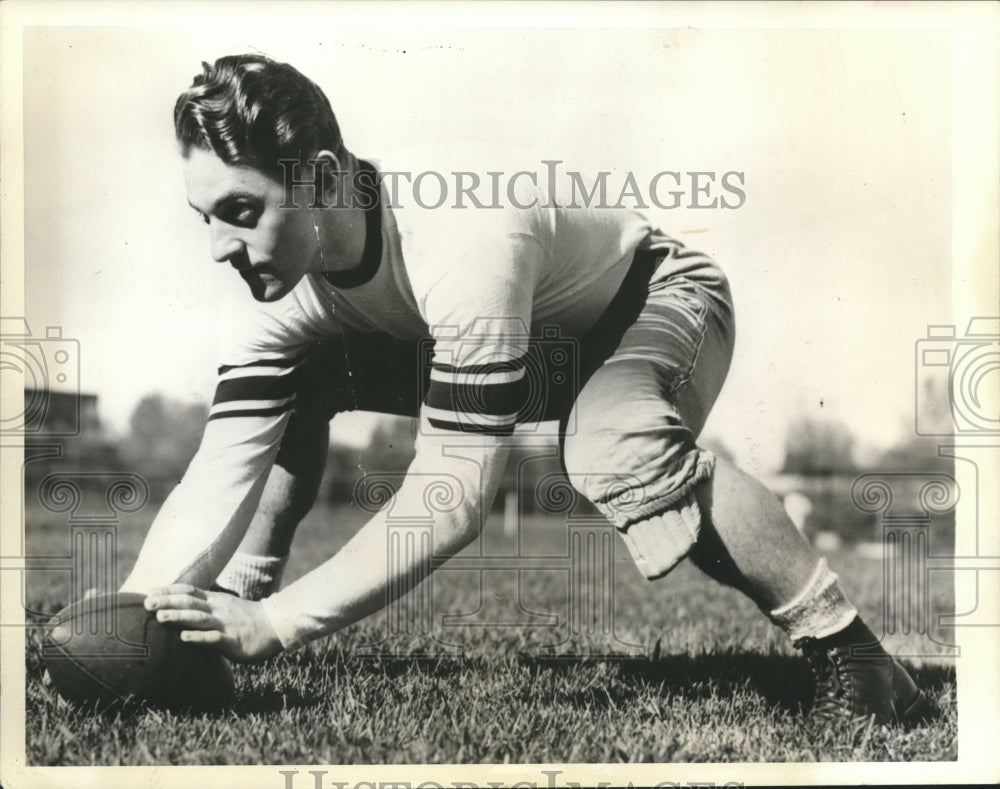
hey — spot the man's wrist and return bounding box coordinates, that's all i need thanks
[259,593,307,651]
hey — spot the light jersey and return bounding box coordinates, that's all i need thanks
[123,158,701,649]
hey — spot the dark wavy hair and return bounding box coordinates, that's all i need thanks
[174,54,346,180]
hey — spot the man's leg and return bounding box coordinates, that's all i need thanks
[688,457,819,611]
[564,250,930,727]
[687,459,933,727]
[568,365,931,727]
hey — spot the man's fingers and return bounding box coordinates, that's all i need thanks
[155,609,218,629]
[180,629,224,646]
[145,593,211,613]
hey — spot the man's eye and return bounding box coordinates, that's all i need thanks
[225,204,260,227]
[192,209,209,225]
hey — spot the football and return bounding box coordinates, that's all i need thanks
[43,592,236,711]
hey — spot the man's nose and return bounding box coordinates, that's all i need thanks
[209,222,245,263]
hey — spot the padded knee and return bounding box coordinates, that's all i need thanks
[562,375,715,579]
[563,377,713,525]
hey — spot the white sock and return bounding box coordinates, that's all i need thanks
[214,553,288,601]
[768,558,858,642]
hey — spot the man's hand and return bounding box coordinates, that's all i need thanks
[144,584,283,663]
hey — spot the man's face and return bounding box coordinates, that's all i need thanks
[182,147,317,302]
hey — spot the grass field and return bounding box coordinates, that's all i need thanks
[22,496,957,765]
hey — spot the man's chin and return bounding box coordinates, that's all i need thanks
[250,286,291,303]
[243,273,291,302]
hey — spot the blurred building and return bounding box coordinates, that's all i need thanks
[22,388,122,490]
[23,387,101,435]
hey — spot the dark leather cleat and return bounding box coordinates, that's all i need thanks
[795,637,935,727]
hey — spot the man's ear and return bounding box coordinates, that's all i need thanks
[312,149,343,207]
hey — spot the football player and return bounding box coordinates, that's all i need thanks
[124,54,931,729]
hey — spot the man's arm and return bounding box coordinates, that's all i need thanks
[123,348,315,661]
[121,341,308,594]
[145,423,509,660]
[120,410,290,593]
[260,421,511,648]
[121,275,330,594]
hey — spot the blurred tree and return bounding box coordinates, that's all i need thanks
[781,416,857,475]
[120,394,208,497]
[873,433,953,472]
[866,377,954,472]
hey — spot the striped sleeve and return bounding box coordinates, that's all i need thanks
[423,355,527,435]
[411,217,544,437]
[208,353,307,421]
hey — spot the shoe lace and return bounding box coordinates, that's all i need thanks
[796,637,849,722]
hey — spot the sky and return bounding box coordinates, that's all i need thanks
[20,21,955,472]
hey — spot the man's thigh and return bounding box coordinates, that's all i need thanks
[561,251,735,575]
[569,248,735,434]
